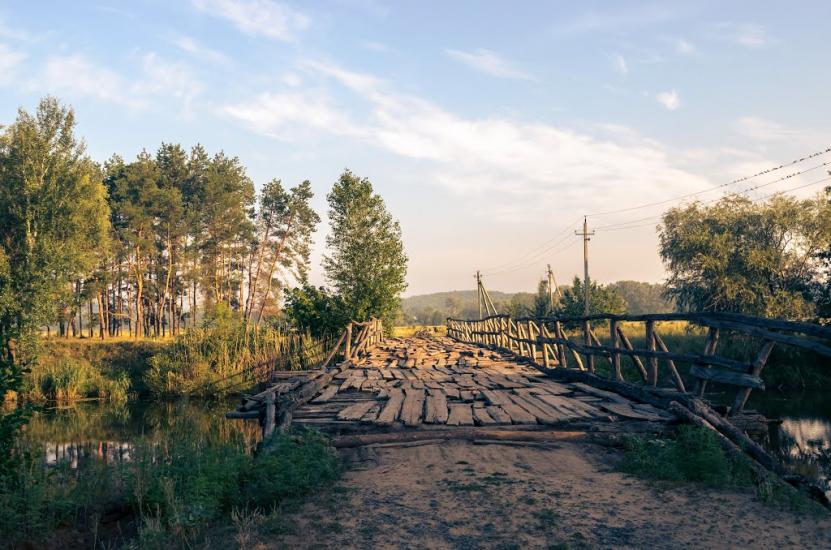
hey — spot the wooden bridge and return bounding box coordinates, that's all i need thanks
[227,312,831,502]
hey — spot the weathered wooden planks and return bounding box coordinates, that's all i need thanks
[376,389,404,425]
[337,401,377,421]
[278,335,678,430]
[424,391,449,424]
[400,388,426,427]
[447,404,474,426]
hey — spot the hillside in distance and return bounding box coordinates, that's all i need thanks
[400,281,674,325]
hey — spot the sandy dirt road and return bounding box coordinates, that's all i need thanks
[256,440,831,549]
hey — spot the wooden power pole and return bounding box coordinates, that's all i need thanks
[575,217,595,316]
[475,270,483,320]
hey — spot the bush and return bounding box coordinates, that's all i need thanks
[1,423,340,547]
[620,426,751,486]
[145,308,323,397]
[237,431,341,510]
[24,357,130,402]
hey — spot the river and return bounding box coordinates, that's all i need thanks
[17,390,831,498]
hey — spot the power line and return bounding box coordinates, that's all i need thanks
[479,217,581,274]
[484,237,580,277]
[481,229,579,276]
[595,173,831,232]
[586,146,831,218]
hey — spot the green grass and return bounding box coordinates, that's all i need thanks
[619,426,825,512]
[620,425,751,486]
[0,429,341,547]
[145,316,326,397]
[24,356,132,402]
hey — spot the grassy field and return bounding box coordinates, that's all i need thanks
[392,325,447,338]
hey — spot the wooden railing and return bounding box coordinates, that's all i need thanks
[447,312,831,415]
[228,318,384,439]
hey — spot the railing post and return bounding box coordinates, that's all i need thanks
[345,322,352,360]
[583,320,595,373]
[540,321,551,369]
[610,319,621,381]
[697,327,720,396]
[554,320,567,368]
[646,320,657,386]
[731,340,775,416]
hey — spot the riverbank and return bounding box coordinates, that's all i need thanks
[234,438,831,549]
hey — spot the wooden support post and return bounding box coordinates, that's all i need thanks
[508,320,516,352]
[528,321,538,363]
[554,321,568,368]
[345,323,353,360]
[616,325,648,381]
[697,327,720,396]
[653,331,685,392]
[730,340,775,415]
[263,393,276,440]
[610,319,622,381]
[646,320,658,386]
[584,320,595,373]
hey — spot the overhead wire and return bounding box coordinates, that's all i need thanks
[586,146,831,218]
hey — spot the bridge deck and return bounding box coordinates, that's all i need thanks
[290,335,672,432]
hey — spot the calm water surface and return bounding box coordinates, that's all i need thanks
[20,399,261,469]
[20,390,831,496]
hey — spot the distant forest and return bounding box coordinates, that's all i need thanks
[401,280,674,325]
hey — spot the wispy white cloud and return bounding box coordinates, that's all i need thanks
[281,72,302,87]
[174,35,230,64]
[713,22,766,48]
[223,60,710,219]
[733,116,798,141]
[190,0,310,41]
[0,14,35,42]
[612,54,628,75]
[445,48,533,80]
[361,40,391,53]
[676,38,694,55]
[0,43,25,84]
[38,54,133,107]
[134,53,204,110]
[554,5,676,35]
[734,23,766,48]
[656,89,680,110]
[33,53,203,111]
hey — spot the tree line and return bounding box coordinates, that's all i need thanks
[1,97,407,344]
[0,97,408,469]
[403,280,672,325]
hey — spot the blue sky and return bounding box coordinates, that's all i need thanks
[2,1,830,295]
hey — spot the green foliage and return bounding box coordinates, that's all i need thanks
[608,280,675,314]
[0,406,339,547]
[244,179,319,323]
[659,194,831,317]
[559,276,626,319]
[146,307,322,396]
[0,97,111,475]
[284,284,349,337]
[620,426,751,486]
[24,357,130,402]
[323,170,408,326]
[237,432,341,511]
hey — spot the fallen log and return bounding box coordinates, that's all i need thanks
[332,429,586,448]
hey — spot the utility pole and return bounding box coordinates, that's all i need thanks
[575,217,596,371]
[575,217,595,316]
[546,264,559,313]
[475,270,483,320]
